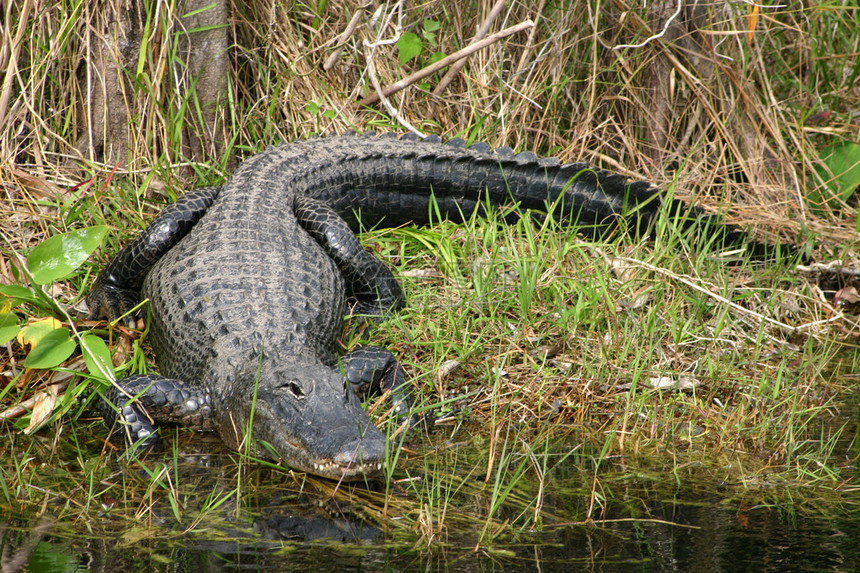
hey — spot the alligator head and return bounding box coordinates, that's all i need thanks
[219,362,387,481]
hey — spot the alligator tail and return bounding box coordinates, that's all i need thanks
[273,132,792,260]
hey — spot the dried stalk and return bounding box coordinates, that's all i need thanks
[432,0,507,96]
[359,19,534,106]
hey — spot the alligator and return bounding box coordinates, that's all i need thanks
[87,132,786,482]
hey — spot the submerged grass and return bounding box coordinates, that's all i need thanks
[1,0,858,551]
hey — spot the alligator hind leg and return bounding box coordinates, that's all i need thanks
[341,346,413,424]
[87,187,220,320]
[101,374,215,448]
[294,195,405,317]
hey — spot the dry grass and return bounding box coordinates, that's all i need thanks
[2,2,856,235]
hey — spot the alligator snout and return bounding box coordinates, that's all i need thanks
[221,363,389,481]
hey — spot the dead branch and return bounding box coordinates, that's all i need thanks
[432,0,507,96]
[359,19,534,107]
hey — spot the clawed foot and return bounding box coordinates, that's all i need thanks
[86,274,143,326]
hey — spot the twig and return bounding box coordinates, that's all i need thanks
[363,43,425,138]
[544,517,701,529]
[364,0,406,49]
[798,261,860,278]
[359,20,534,106]
[323,6,367,71]
[737,0,787,8]
[615,256,798,334]
[514,0,545,76]
[0,0,34,131]
[614,0,683,51]
[432,0,506,96]
[0,360,82,422]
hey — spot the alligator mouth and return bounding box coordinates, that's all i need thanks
[225,378,389,482]
[310,460,385,482]
[270,433,386,482]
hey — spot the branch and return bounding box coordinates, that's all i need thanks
[362,43,425,137]
[432,0,507,96]
[359,19,534,107]
[613,0,683,51]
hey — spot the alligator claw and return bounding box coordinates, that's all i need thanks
[86,274,142,323]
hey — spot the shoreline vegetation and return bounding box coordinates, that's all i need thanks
[0,0,858,545]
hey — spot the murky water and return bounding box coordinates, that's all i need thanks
[1,396,857,572]
[5,489,859,572]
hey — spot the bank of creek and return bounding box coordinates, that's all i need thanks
[0,384,856,572]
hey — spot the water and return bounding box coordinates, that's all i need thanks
[5,493,859,572]
[1,398,857,572]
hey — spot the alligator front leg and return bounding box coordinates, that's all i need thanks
[293,195,405,317]
[341,346,413,424]
[87,187,220,320]
[101,374,214,448]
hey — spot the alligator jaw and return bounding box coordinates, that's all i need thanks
[221,366,389,482]
[220,407,388,481]
[263,422,388,482]
[308,459,385,482]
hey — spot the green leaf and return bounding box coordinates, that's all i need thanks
[23,327,77,369]
[397,32,422,65]
[80,334,115,383]
[423,19,440,43]
[17,317,63,347]
[26,226,108,285]
[0,313,20,345]
[0,284,41,306]
[813,141,860,212]
[183,2,222,19]
[429,52,447,66]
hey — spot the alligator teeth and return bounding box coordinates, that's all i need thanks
[310,460,385,476]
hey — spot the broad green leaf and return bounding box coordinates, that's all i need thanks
[0,313,20,345]
[429,52,447,66]
[23,327,77,369]
[423,19,440,43]
[813,141,860,212]
[0,284,41,306]
[17,317,63,348]
[26,225,108,285]
[397,32,422,65]
[80,333,115,383]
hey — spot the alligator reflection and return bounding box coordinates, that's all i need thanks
[6,494,859,572]
[3,415,857,572]
[254,512,380,543]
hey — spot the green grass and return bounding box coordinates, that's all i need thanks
[1,0,858,552]
[2,172,855,546]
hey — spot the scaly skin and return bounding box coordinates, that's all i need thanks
[88,132,787,481]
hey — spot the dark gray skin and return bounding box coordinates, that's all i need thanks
[87,132,785,482]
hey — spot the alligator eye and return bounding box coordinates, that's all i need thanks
[286,381,305,399]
